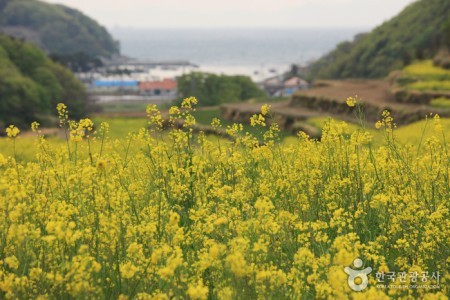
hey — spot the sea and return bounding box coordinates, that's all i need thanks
[111,28,366,81]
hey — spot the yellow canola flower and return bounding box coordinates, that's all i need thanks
[169,106,180,115]
[226,252,250,277]
[6,125,20,138]
[57,103,68,126]
[213,216,227,226]
[96,159,107,170]
[181,96,198,109]
[79,118,94,132]
[209,244,222,260]
[120,262,139,279]
[169,211,180,226]
[187,281,208,300]
[250,114,266,127]
[346,96,357,107]
[4,256,19,270]
[211,118,221,128]
[434,114,443,132]
[261,104,271,116]
[0,153,7,166]
[31,121,40,132]
[0,100,447,299]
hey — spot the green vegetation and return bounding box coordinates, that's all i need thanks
[0,0,119,57]
[50,52,103,73]
[191,109,221,125]
[192,106,450,145]
[92,117,148,139]
[0,117,146,161]
[192,109,274,138]
[407,80,450,91]
[303,116,450,146]
[0,34,87,130]
[98,101,156,114]
[404,60,450,78]
[0,135,62,161]
[309,0,450,79]
[430,97,450,109]
[192,108,291,139]
[394,60,450,93]
[3,111,450,162]
[177,72,265,107]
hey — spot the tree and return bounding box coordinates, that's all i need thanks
[177,72,265,107]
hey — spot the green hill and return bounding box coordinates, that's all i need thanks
[309,0,450,79]
[0,34,87,130]
[0,0,119,58]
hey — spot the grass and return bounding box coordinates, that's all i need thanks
[0,117,148,161]
[192,109,221,125]
[92,117,148,139]
[394,117,450,144]
[430,97,450,109]
[192,109,268,138]
[97,96,285,114]
[0,137,52,162]
[193,108,450,147]
[304,116,450,146]
[98,101,170,113]
[192,108,291,139]
[3,112,449,161]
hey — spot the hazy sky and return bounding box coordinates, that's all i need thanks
[44,0,416,29]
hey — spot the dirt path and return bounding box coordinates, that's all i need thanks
[304,80,393,104]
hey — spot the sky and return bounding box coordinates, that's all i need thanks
[43,0,416,29]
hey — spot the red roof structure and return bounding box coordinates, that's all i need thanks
[140,78,177,91]
[284,77,308,88]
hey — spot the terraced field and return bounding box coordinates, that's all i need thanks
[221,63,450,136]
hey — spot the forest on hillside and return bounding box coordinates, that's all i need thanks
[0,0,119,58]
[0,34,87,130]
[309,0,450,79]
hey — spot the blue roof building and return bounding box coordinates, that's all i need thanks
[93,80,139,88]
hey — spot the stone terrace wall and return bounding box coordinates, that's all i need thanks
[393,89,450,105]
[289,94,450,125]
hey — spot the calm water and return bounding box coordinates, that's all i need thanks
[111,28,365,79]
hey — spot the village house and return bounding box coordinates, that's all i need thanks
[91,79,139,93]
[260,76,309,97]
[282,76,309,96]
[139,78,177,99]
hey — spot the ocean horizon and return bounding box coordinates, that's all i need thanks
[111,27,366,80]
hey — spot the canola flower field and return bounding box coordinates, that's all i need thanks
[0,98,449,299]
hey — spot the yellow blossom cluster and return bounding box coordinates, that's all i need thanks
[69,118,95,142]
[261,104,271,116]
[0,99,448,299]
[346,96,358,107]
[5,125,20,138]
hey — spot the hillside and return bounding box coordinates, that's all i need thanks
[0,0,119,58]
[308,0,450,79]
[0,34,87,130]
